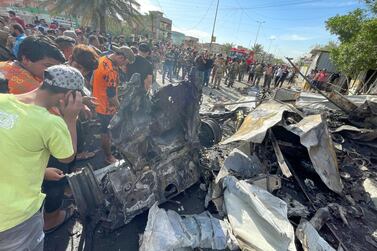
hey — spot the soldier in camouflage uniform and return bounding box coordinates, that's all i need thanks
[226,60,238,88]
[238,60,247,82]
[212,57,225,89]
[181,50,194,80]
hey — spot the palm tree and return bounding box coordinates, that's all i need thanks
[43,0,141,33]
[222,43,235,54]
[251,43,264,55]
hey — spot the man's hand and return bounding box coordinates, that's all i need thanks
[144,75,153,92]
[80,105,92,120]
[59,91,83,121]
[82,96,99,108]
[45,168,65,181]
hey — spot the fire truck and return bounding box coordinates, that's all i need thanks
[227,48,255,65]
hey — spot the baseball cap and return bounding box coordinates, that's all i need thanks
[43,65,84,91]
[63,30,78,39]
[112,46,135,63]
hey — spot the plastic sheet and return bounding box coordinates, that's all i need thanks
[139,203,238,251]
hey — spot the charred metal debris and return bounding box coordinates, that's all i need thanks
[67,71,377,250]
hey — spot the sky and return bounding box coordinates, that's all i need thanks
[139,0,366,59]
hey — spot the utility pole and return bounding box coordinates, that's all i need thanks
[267,37,275,53]
[209,0,220,52]
[250,20,265,49]
[262,37,274,63]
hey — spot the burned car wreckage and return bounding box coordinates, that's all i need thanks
[67,74,212,229]
[54,57,377,250]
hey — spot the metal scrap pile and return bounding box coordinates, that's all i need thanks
[66,68,377,250]
[140,88,377,251]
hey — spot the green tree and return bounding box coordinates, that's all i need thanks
[325,5,377,76]
[364,0,377,14]
[311,41,338,51]
[223,43,234,54]
[326,9,365,43]
[251,43,264,62]
[43,0,141,33]
[251,43,263,55]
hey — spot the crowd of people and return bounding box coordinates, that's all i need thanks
[0,10,301,251]
[156,46,298,91]
[0,11,153,251]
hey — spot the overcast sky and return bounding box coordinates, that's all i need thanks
[139,0,365,59]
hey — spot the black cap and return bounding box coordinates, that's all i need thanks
[55,35,76,45]
[139,43,151,53]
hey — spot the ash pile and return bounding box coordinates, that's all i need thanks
[139,87,377,251]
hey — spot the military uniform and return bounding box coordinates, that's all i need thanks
[226,62,238,88]
[238,61,247,82]
[213,59,225,89]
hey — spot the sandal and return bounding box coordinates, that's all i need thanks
[44,207,75,234]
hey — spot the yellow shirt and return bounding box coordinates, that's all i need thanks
[0,94,74,232]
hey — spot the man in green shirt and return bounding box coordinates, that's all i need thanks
[0,65,84,251]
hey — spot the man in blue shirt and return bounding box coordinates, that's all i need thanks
[10,23,26,58]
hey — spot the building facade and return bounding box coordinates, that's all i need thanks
[184,36,199,48]
[149,11,172,41]
[171,31,185,45]
[201,42,224,54]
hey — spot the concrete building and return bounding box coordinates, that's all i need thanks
[171,31,185,45]
[149,11,172,41]
[184,36,199,48]
[201,43,224,54]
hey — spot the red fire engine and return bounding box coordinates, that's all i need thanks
[228,48,255,65]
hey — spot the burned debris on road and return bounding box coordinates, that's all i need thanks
[64,72,377,251]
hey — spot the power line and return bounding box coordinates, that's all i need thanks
[220,0,319,10]
[183,0,216,30]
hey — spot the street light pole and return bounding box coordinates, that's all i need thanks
[209,0,220,52]
[267,37,276,63]
[252,20,265,49]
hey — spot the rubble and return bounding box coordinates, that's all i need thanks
[68,72,377,251]
[199,84,377,250]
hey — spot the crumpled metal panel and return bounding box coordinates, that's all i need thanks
[221,100,302,144]
[284,114,343,194]
[221,99,342,194]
